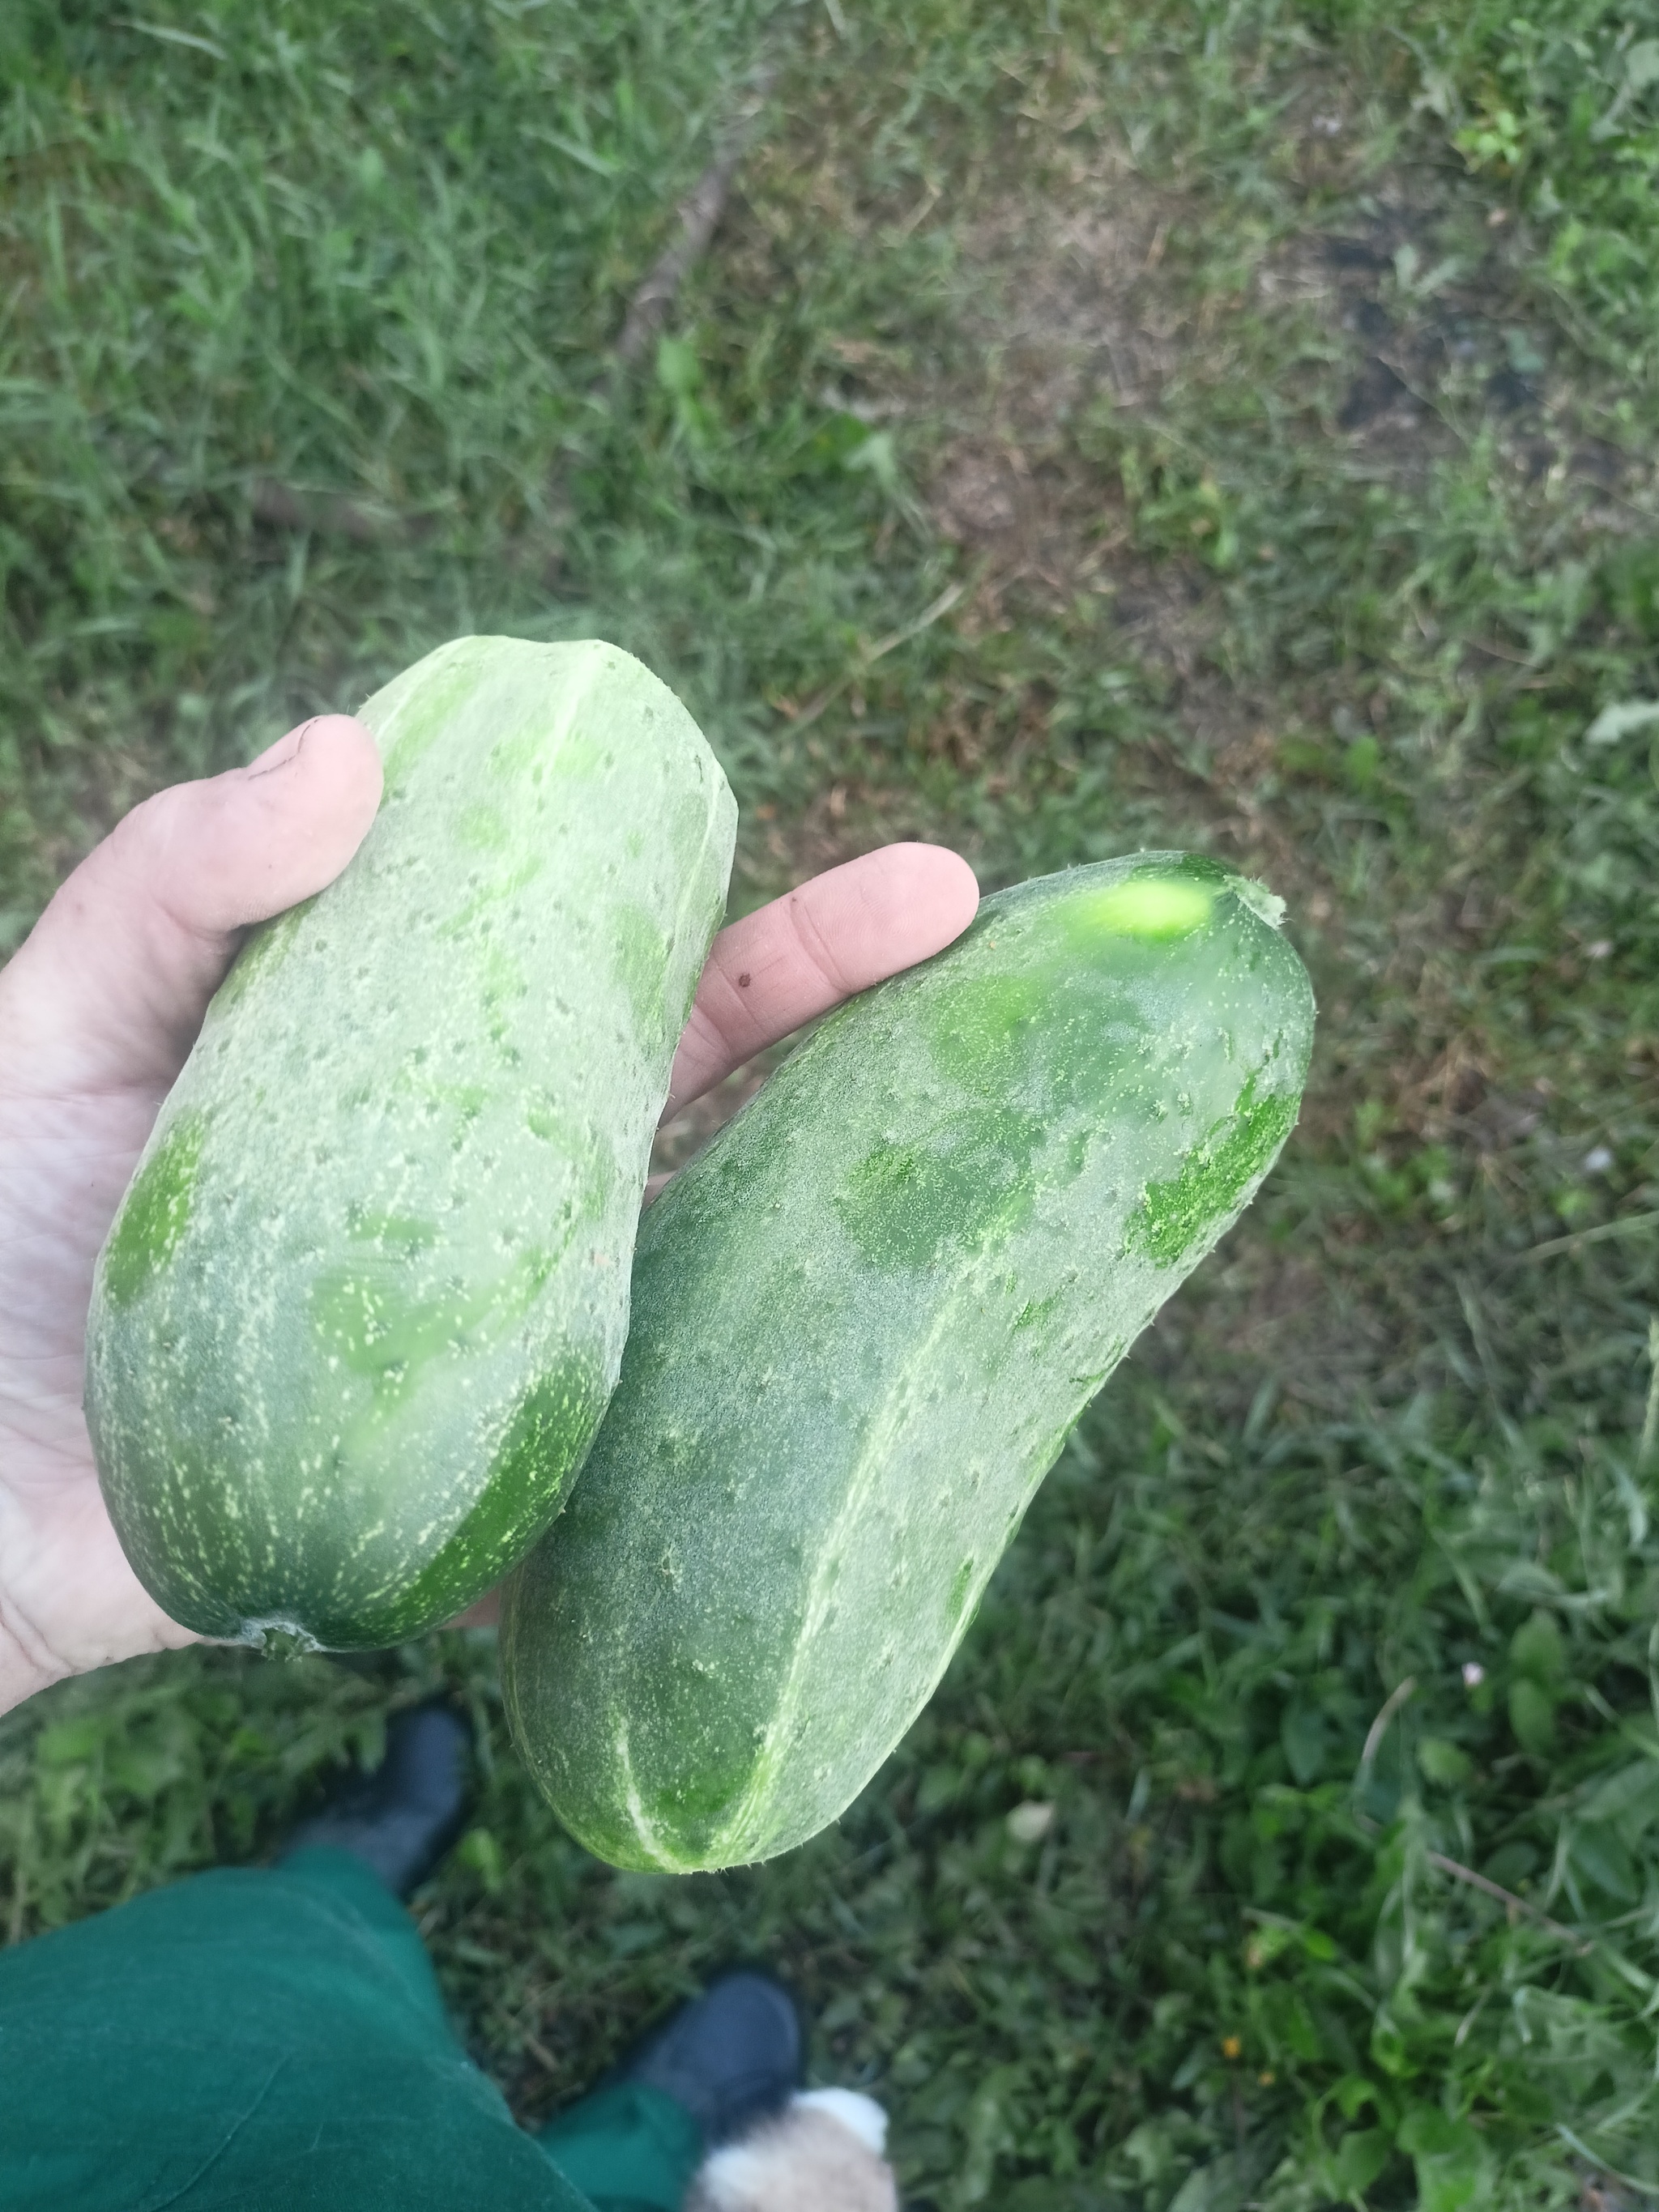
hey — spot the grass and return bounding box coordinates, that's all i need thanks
[6,0,1659,2204]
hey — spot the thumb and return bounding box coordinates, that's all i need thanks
[0,715,383,1101]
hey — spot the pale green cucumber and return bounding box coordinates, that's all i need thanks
[501,854,1314,1869]
[87,637,736,1651]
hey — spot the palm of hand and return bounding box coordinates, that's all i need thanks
[0,716,976,1716]
[0,1049,193,1693]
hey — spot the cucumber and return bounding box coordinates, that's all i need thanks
[87,637,736,1651]
[501,854,1313,1869]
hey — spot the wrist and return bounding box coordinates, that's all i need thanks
[0,1481,75,1717]
[0,1609,60,1720]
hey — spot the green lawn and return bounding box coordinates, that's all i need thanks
[6,2,1659,2204]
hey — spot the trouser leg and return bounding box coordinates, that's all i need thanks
[538,2079,704,2212]
[0,1847,588,2212]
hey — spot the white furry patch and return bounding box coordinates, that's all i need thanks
[686,2091,898,2212]
[793,2089,888,2156]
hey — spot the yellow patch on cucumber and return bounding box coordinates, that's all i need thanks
[1085,876,1214,940]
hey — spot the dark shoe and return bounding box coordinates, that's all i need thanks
[279,1699,472,1899]
[622,1970,803,2145]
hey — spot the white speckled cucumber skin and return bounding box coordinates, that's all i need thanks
[501,855,1313,1869]
[87,637,736,1650]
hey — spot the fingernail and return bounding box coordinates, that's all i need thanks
[248,718,318,777]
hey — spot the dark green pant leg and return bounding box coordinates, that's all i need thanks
[0,1848,590,2212]
[277,1844,454,2014]
[538,2082,703,2212]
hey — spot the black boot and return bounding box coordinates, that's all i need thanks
[279,1699,473,1899]
[621,1971,804,2145]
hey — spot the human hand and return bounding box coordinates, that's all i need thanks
[0,716,978,1714]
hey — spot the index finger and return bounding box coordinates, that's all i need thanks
[663,842,979,1119]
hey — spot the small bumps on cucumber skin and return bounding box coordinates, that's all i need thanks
[501,853,1314,1870]
[87,637,736,1651]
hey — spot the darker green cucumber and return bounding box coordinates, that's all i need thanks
[501,854,1314,1868]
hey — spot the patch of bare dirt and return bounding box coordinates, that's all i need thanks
[791,156,1314,858]
[922,190,1190,621]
